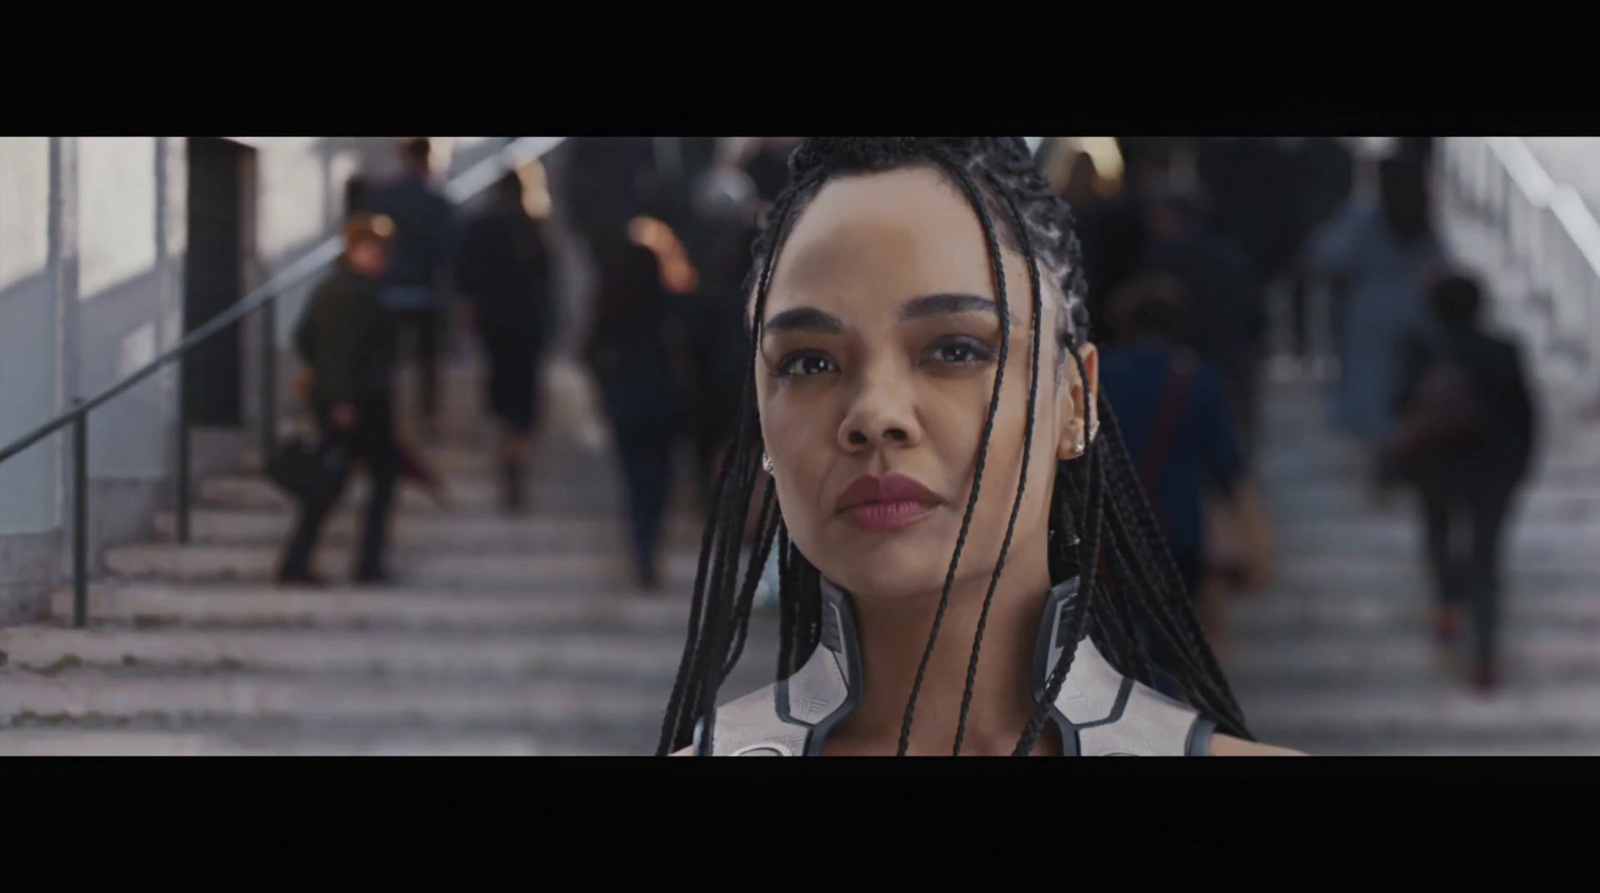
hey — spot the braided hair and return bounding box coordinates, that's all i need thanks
[657,137,1250,757]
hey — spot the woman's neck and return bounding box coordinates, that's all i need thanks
[823,543,1059,756]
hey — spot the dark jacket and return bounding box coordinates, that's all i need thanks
[293,264,398,407]
[1393,325,1537,489]
[1100,337,1245,555]
[584,243,693,426]
[357,174,455,291]
[455,208,554,347]
[1195,138,1304,287]
[1139,232,1266,369]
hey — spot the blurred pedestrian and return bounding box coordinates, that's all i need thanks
[1085,143,1166,340]
[343,175,368,222]
[1137,184,1267,461]
[741,137,801,209]
[1099,274,1276,671]
[358,138,457,437]
[584,227,695,590]
[1385,272,1537,693]
[681,161,761,507]
[1282,138,1356,369]
[1195,138,1304,295]
[279,214,402,586]
[455,169,555,514]
[1056,149,1117,341]
[1308,156,1444,462]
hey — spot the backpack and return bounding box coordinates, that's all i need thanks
[1391,353,1484,458]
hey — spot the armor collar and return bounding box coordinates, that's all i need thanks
[776,576,1090,755]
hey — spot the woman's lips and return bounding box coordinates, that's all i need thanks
[843,499,937,531]
[835,474,941,531]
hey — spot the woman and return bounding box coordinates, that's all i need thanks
[585,229,695,590]
[455,170,555,513]
[660,138,1297,756]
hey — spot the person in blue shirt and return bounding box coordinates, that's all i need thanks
[1098,273,1275,668]
[356,138,458,436]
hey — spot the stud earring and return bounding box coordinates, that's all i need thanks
[762,453,774,475]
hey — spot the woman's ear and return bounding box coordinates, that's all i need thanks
[1056,342,1100,461]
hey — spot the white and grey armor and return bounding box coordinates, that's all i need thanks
[693,578,1216,757]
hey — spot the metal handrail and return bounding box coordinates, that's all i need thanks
[0,135,566,627]
[1441,136,1600,367]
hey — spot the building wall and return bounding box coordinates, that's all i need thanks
[0,137,62,621]
[0,136,353,623]
[0,137,58,536]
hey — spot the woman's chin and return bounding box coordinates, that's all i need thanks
[813,530,961,601]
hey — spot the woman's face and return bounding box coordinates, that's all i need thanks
[755,166,1097,601]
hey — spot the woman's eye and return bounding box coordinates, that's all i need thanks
[777,352,838,376]
[928,338,993,366]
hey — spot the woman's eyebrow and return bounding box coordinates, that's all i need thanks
[763,306,845,337]
[899,293,999,321]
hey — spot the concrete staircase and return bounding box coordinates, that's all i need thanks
[0,360,779,755]
[1222,161,1600,755]
[1226,376,1600,755]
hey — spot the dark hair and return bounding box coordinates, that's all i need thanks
[494,170,525,207]
[658,137,1250,757]
[1430,272,1483,329]
[1378,157,1431,245]
[1144,181,1208,231]
[402,137,432,164]
[1110,273,1186,342]
[592,235,666,322]
[343,176,368,218]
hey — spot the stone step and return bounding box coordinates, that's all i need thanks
[1235,683,1600,741]
[1242,570,1596,602]
[102,543,710,590]
[0,625,773,682]
[1229,590,1600,635]
[1261,483,1600,524]
[1254,446,1600,481]
[1286,737,1600,756]
[50,584,714,633]
[195,474,645,516]
[1272,518,1600,559]
[0,730,576,756]
[151,508,706,551]
[1225,628,1600,687]
[0,714,666,755]
[241,442,605,477]
[0,672,670,728]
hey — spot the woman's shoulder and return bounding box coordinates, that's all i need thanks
[1207,734,1304,756]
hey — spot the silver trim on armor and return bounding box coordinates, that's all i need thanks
[699,576,1213,756]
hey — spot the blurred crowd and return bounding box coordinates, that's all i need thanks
[274,135,1538,693]
[1060,136,1536,688]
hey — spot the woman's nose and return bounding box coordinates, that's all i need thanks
[838,372,921,452]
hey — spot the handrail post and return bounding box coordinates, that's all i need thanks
[72,401,88,629]
[261,298,277,463]
[176,351,191,544]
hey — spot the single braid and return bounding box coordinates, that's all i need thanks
[720,478,781,679]
[952,179,1045,756]
[1015,342,1105,756]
